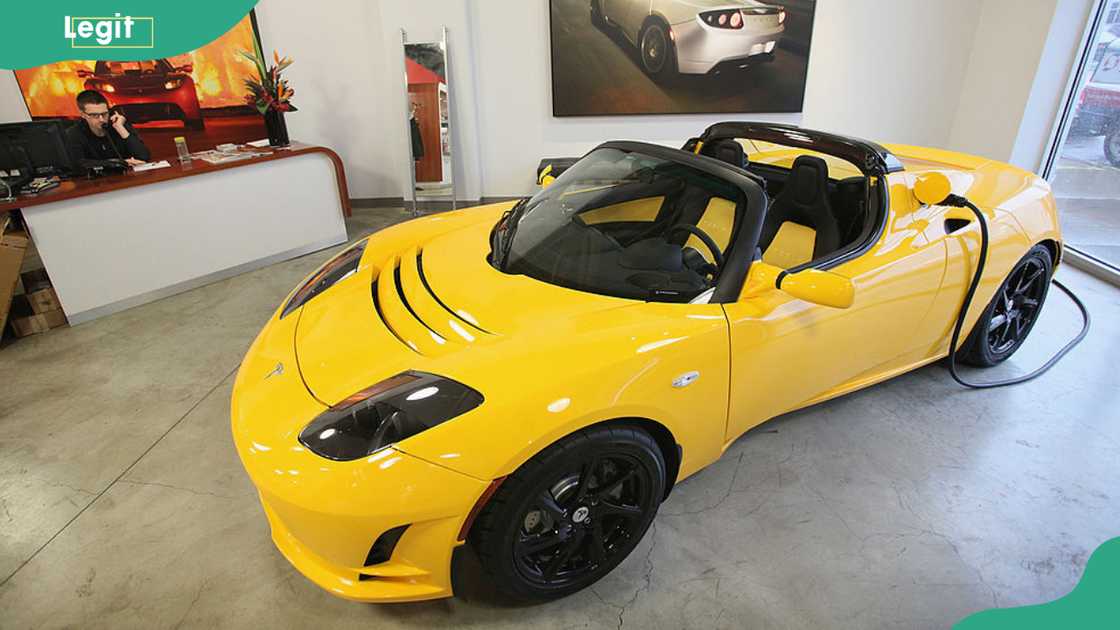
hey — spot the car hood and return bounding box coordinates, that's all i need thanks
[293,211,635,407]
[285,204,731,481]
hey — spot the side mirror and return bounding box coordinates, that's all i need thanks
[779,267,855,309]
[177,64,193,73]
[741,262,854,309]
[76,69,92,78]
[913,172,953,206]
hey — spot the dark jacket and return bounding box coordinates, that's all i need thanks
[66,121,151,163]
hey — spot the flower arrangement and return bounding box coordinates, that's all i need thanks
[241,39,297,114]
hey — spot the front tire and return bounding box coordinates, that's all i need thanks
[638,21,676,82]
[470,425,665,600]
[1104,123,1120,167]
[956,245,1052,367]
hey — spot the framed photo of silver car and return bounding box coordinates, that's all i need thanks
[550,0,816,116]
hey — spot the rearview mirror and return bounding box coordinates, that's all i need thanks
[913,172,953,206]
[779,268,855,309]
[741,262,854,308]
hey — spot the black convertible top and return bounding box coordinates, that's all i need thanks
[684,122,906,176]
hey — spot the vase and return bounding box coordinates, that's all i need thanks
[264,109,290,147]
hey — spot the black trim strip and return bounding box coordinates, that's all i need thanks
[416,250,492,335]
[371,278,417,354]
[775,269,789,289]
[691,122,904,175]
[393,264,448,344]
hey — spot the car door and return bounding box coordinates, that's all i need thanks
[721,174,949,442]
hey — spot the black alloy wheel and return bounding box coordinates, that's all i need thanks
[958,245,1053,367]
[1104,123,1120,168]
[470,425,665,600]
[639,22,675,80]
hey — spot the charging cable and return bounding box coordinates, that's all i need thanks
[942,193,1090,388]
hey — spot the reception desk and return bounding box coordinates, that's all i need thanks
[0,143,351,324]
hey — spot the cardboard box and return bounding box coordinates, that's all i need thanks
[20,267,51,294]
[10,308,67,338]
[1,220,30,334]
[26,286,61,314]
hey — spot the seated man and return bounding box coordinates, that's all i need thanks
[66,90,151,167]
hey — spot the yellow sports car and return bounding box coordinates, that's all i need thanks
[231,123,1061,603]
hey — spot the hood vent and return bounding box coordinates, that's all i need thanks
[371,247,490,356]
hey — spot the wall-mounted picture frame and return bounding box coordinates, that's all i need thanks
[550,0,816,116]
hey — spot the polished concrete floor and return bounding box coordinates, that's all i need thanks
[1,207,1117,629]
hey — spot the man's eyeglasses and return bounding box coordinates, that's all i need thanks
[83,111,111,119]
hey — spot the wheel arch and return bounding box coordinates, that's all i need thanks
[1038,238,1062,268]
[607,417,681,500]
[641,12,673,38]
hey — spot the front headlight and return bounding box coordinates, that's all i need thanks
[281,240,367,318]
[164,79,183,90]
[298,371,484,461]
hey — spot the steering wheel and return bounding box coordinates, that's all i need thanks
[666,224,724,270]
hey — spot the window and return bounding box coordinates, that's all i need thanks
[493,147,746,302]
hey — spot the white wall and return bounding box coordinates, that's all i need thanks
[800,0,981,148]
[947,0,1060,166]
[1010,0,1096,171]
[252,0,396,198]
[0,71,31,123]
[471,1,800,197]
[471,0,1049,196]
[0,0,1097,199]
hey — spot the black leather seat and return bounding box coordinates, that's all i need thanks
[700,139,749,171]
[760,155,841,260]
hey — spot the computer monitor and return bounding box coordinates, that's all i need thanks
[0,120,76,179]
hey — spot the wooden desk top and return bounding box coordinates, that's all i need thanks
[1,142,351,217]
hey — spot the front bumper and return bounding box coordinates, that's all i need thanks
[231,309,490,603]
[250,449,487,603]
[672,19,784,74]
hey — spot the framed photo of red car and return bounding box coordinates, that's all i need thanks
[13,11,267,161]
[550,0,816,116]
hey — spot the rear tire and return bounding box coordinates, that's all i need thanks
[470,425,665,601]
[956,245,1052,367]
[638,20,677,82]
[1104,123,1120,168]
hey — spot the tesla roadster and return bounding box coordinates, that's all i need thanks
[231,122,1061,603]
[592,0,786,78]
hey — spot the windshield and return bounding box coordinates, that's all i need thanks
[493,147,745,302]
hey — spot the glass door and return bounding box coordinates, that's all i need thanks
[1044,0,1120,276]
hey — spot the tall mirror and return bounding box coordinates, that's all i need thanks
[402,28,455,214]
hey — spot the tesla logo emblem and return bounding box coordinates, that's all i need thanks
[265,362,284,380]
[672,371,700,388]
[572,506,590,523]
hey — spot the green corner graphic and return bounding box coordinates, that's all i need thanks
[955,537,1120,629]
[1,1,258,70]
